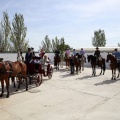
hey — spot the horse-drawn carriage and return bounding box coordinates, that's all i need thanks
[26,57,53,86]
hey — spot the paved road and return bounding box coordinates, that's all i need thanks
[0,67,120,120]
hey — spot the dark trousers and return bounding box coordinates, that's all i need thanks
[70,65,74,74]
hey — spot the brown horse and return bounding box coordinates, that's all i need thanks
[87,55,106,76]
[64,53,70,70]
[106,54,120,80]
[0,61,28,98]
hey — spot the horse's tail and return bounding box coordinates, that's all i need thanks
[103,59,106,71]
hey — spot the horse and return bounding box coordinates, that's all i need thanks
[0,61,28,98]
[64,53,70,70]
[106,53,120,80]
[54,54,61,70]
[74,54,81,74]
[81,55,86,71]
[87,55,106,76]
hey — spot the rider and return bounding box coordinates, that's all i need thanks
[79,48,86,63]
[65,48,71,57]
[72,49,76,56]
[39,48,45,58]
[94,47,101,65]
[112,48,120,65]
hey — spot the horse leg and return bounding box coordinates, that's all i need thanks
[114,69,116,80]
[92,65,94,75]
[100,66,102,75]
[82,62,84,71]
[0,80,4,97]
[76,66,78,75]
[111,69,113,80]
[11,76,16,88]
[117,67,120,78]
[58,62,59,70]
[94,65,96,76]
[5,78,9,98]
[16,76,21,91]
[25,77,28,91]
[79,63,81,73]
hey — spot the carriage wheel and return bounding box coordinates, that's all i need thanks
[48,73,52,79]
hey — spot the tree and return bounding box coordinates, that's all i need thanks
[92,29,106,47]
[40,35,51,52]
[0,11,11,51]
[10,13,29,52]
[51,36,60,52]
[118,43,120,47]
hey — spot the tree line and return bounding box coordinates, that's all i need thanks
[0,11,119,53]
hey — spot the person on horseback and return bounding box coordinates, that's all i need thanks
[94,47,101,65]
[72,49,76,56]
[39,48,45,58]
[54,48,60,60]
[79,48,86,63]
[112,48,120,65]
[65,48,71,57]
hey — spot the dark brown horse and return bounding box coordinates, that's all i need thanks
[106,54,120,80]
[87,55,106,76]
[74,54,82,74]
[0,61,28,98]
[54,54,61,70]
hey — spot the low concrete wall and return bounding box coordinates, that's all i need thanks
[0,52,110,68]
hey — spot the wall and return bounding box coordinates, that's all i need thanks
[0,52,110,68]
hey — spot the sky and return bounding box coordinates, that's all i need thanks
[0,0,120,51]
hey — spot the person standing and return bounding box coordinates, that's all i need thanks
[69,55,75,74]
[31,47,35,57]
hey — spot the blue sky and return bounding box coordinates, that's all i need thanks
[0,0,120,51]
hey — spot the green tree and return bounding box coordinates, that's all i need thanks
[0,11,11,51]
[40,35,51,52]
[51,36,60,52]
[10,13,28,52]
[92,29,106,47]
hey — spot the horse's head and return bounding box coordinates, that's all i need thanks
[106,53,111,62]
[0,62,6,73]
[87,55,90,62]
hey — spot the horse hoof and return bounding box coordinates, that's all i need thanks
[16,89,18,91]
[0,94,3,97]
[6,95,9,98]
